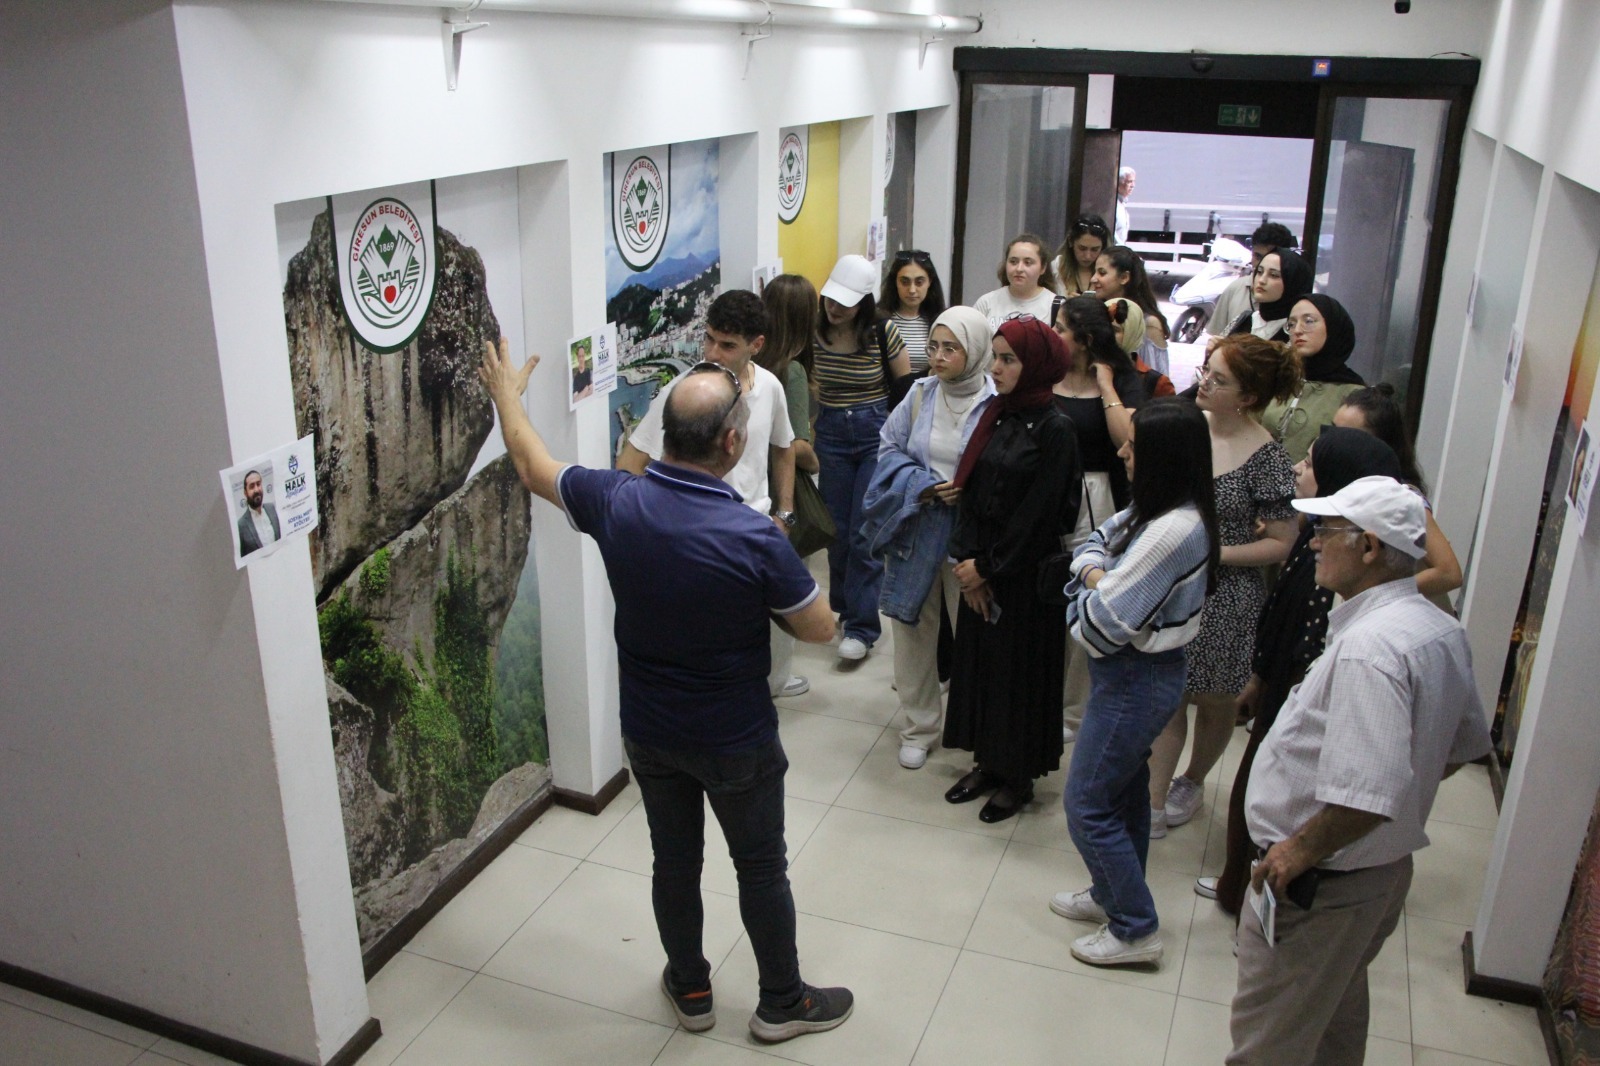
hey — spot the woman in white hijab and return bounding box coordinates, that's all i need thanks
[863,307,998,770]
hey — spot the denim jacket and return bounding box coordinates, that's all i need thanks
[861,376,995,624]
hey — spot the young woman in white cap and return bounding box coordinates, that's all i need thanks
[814,254,911,660]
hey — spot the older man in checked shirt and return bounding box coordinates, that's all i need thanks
[1227,477,1491,1066]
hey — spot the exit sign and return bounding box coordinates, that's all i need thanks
[1218,104,1262,129]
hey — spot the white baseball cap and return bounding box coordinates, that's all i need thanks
[1292,475,1427,559]
[820,254,878,308]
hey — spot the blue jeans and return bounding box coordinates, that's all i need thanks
[1065,645,1189,941]
[624,736,802,1008]
[815,401,887,645]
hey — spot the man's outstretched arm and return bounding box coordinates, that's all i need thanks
[480,338,567,506]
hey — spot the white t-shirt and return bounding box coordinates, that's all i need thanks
[972,287,1059,332]
[628,362,795,514]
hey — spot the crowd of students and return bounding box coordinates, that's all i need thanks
[582,213,1482,1053]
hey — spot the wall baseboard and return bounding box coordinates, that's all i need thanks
[1461,930,1543,1006]
[0,963,380,1066]
[552,766,631,816]
[362,786,555,979]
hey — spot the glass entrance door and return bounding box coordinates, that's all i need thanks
[952,75,1086,303]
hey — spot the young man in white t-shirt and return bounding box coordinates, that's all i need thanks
[618,290,808,698]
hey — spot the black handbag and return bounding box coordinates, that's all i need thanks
[1036,474,1096,606]
[788,472,835,558]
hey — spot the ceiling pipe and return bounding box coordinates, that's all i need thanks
[314,0,982,35]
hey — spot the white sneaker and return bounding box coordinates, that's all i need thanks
[837,637,868,661]
[1164,776,1204,827]
[898,745,928,770]
[1071,924,1163,967]
[1062,723,1077,744]
[774,675,809,698]
[1148,808,1168,839]
[1049,887,1108,923]
[1194,876,1219,900]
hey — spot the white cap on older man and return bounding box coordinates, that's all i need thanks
[1292,475,1428,559]
[820,254,879,308]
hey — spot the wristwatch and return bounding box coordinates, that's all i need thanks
[774,510,797,527]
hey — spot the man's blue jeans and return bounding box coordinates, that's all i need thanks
[624,736,802,1008]
[815,400,887,646]
[1065,645,1189,942]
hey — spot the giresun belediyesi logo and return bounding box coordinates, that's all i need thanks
[778,131,807,224]
[350,198,427,329]
[615,155,670,271]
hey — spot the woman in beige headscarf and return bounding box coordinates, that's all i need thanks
[863,306,997,770]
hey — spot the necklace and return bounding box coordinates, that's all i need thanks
[941,387,977,418]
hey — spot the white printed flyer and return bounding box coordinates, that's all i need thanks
[220,435,319,568]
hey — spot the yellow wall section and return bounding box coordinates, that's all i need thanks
[778,122,840,293]
[1567,258,1600,429]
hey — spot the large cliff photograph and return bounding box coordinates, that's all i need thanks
[605,137,722,461]
[276,173,549,953]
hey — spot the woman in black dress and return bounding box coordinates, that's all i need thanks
[942,316,1081,823]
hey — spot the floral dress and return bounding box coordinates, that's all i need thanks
[1183,441,1296,695]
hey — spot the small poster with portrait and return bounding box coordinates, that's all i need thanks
[569,324,619,409]
[220,435,319,569]
[1568,422,1599,534]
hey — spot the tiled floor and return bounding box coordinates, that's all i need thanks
[0,623,1545,1065]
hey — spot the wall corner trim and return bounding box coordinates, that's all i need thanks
[553,767,632,816]
[1461,929,1543,1006]
[0,963,381,1066]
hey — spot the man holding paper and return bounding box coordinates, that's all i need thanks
[1228,477,1491,1065]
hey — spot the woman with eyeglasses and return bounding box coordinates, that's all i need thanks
[1196,427,1405,915]
[1051,215,1111,299]
[878,250,947,377]
[942,316,1081,823]
[973,234,1060,330]
[814,255,912,662]
[1052,398,1219,967]
[1147,335,1301,839]
[1089,246,1171,376]
[862,306,996,770]
[1257,293,1366,465]
[1334,385,1463,599]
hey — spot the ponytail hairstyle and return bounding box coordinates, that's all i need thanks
[761,273,818,380]
[1339,383,1427,493]
[1209,334,1303,414]
[1098,245,1162,317]
[994,233,1059,292]
[1115,398,1221,594]
[1060,295,1133,375]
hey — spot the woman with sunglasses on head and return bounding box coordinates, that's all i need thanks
[942,317,1081,823]
[863,307,996,770]
[1147,336,1301,839]
[1258,293,1366,465]
[1052,398,1219,967]
[1051,296,1149,745]
[1090,246,1171,376]
[1334,384,1463,599]
[814,255,912,662]
[878,250,947,378]
[1195,426,1406,915]
[973,234,1060,330]
[1051,215,1111,299]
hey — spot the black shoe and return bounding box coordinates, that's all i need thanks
[944,769,1001,804]
[749,983,854,1043]
[661,966,714,1032]
[978,784,1033,823]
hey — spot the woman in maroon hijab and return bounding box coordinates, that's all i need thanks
[941,316,1082,822]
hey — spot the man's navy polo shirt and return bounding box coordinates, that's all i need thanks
[558,460,819,754]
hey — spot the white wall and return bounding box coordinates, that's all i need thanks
[0,1,366,1061]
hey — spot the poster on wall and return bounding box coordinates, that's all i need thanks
[275,168,549,956]
[220,435,319,568]
[1567,424,1598,534]
[568,323,618,410]
[778,128,808,224]
[605,138,722,460]
[775,122,841,293]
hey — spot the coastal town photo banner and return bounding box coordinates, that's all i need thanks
[604,138,722,461]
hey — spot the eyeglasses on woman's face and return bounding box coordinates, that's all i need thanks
[1195,365,1237,391]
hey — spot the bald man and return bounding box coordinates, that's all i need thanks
[480,342,853,1044]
